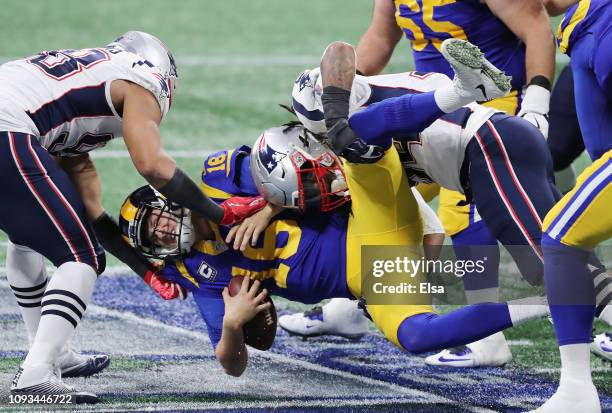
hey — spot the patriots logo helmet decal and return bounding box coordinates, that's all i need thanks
[256,136,287,174]
[295,70,314,92]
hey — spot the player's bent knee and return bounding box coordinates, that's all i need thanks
[397,313,439,354]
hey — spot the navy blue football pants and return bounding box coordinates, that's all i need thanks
[466,114,562,285]
[0,132,104,273]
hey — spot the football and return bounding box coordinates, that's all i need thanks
[228,276,277,351]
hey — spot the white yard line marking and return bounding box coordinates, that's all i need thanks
[87,304,497,413]
[0,277,495,413]
[90,150,214,159]
[507,339,534,347]
[535,367,612,374]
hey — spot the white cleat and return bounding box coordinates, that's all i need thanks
[425,332,512,368]
[279,298,369,339]
[526,379,601,413]
[11,363,98,403]
[58,349,111,378]
[441,38,512,102]
[591,332,612,362]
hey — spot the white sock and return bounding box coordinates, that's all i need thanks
[6,242,47,345]
[465,287,500,304]
[559,343,593,385]
[507,296,549,325]
[434,85,471,113]
[23,262,96,368]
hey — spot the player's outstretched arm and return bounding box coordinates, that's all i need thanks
[58,154,151,275]
[118,80,225,223]
[542,0,579,16]
[59,153,187,299]
[217,278,271,376]
[320,41,362,154]
[355,0,403,76]
[487,0,555,138]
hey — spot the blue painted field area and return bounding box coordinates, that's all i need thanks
[2,274,609,412]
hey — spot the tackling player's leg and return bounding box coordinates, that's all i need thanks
[530,151,611,413]
[0,132,103,402]
[6,242,110,378]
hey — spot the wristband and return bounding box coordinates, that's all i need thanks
[528,75,552,91]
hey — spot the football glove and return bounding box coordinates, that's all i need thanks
[143,268,188,300]
[517,84,550,139]
[220,196,267,226]
[341,138,384,164]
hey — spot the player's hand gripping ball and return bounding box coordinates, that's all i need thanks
[228,276,277,350]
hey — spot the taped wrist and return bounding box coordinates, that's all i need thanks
[322,86,357,153]
[92,211,152,277]
[322,86,351,129]
[158,167,224,223]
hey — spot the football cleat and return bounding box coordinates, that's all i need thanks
[441,38,512,102]
[279,299,369,339]
[425,332,512,368]
[11,364,99,404]
[591,332,612,362]
[526,378,601,413]
[59,351,111,378]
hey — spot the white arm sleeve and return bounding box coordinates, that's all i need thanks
[412,187,444,235]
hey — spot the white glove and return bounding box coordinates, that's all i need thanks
[517,84,551,139]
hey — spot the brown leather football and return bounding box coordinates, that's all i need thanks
[228,276,277,351]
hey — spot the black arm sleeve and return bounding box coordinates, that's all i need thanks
[92,212,152,278]
[158,167,224,223]
[321,86,360,154]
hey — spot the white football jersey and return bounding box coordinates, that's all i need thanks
[0,45,172,157]
[292,69,500,193]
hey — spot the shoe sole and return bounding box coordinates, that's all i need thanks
[590,343,612,363]
[280,326,365,341]
[441,38,511,95]
[61,355,111,378]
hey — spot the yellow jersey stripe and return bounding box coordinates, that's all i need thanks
[199,181,233,200]
[557,0,591,54]
[176,259,199,287]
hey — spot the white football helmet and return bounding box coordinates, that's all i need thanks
[109,31,178,102]
[250,125,350,212]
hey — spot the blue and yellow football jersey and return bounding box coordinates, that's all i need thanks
[394,0,526,92]
[161,147,350,347]
[556,0,610,55]
[393,0,525,237]
[163,145,430,349]
[199,145,257,202]
[160,211,350,348]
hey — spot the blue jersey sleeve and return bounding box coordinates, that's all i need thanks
[200,146,256,201]
[193,291,225,349]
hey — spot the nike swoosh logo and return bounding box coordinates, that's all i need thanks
[438,356,471,362]
[476,84,487,100]
[601,345,612,352]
